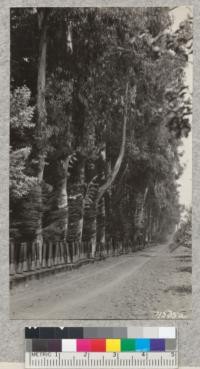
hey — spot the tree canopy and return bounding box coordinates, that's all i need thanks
[10,7,192,255]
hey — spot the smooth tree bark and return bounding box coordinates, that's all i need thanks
[87,82,129,257]
[134,186,149,247]
[57,156,71,241]
[97,198,106,251]
[96,148,106,255]
[97,82,129,204]
[34,9,49,265]
[81,175,99,257]
[68,161,85,244]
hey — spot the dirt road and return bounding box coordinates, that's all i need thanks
[10,241,191,320]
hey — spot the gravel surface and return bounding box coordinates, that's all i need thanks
[10,241,191,320]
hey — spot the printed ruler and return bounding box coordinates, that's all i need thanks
[25,327,178,369]
[25,352,177,368]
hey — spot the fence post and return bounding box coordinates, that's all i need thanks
[103,241,107,257]
[56,241,60,265]
[27,241,31,270]
[86,241,89,259]
[22,242,28,272]
[109,239,113,256]
[42,242,47,268]
[9,239,15,275]
[36,241,41,269]
[73,242,77,263]
[116,240,119,254]
[17,243,23,274]
[128,239,131,253]
[89,241,93,259]
[57,242,61,265]
[47,241,53,268]
[60,242,65,264]
[112,239,114,255]
[106,240,109,255]
[122,240,126,254]
[98,242,101,258]
[53,242,59,266]
[77,241,80,261]
[30,242,36,271]
[57,241,61,265]
[114,240,117,255]
[125,240,127,253]
[82,241,85,259]
[83,242,86,259]
[65,242,71,263]
[78,241,81,260]
[71,242,75,263]
[79,241,83,259]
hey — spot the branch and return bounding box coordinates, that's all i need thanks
[144,187,149,203]
[113,164,129,205]
[168,7,179,12]
[37,8,50,31]
[97,82,129,203]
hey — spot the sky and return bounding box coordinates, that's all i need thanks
[170,6,193,208]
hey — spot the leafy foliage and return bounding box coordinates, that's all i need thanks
[10,7,192,246]
[10,86,36,200]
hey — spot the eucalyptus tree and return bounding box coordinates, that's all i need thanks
[10,7,192,259]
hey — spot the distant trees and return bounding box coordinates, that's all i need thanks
[174,207,192,249]
[10,7,192,266]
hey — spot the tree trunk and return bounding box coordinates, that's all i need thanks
[82,175,99,257]
[89,82,129,257]
[34,9,49,266]
[97,82,129,204]
[148,207,152,243]
[97,196,106,256]
[134,187,149,248]
[96,147,107,256]
[57,157,71,245]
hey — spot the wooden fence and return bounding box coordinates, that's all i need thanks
[9,238,144,277]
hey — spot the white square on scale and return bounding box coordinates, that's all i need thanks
[159,327,176,339]
[62,339,77,352]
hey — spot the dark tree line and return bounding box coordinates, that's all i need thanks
[10,7,192,268]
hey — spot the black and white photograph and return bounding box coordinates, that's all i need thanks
[9,6,192,319]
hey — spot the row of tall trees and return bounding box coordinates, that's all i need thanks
[10,7,192,263]
[173,207,192,249]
